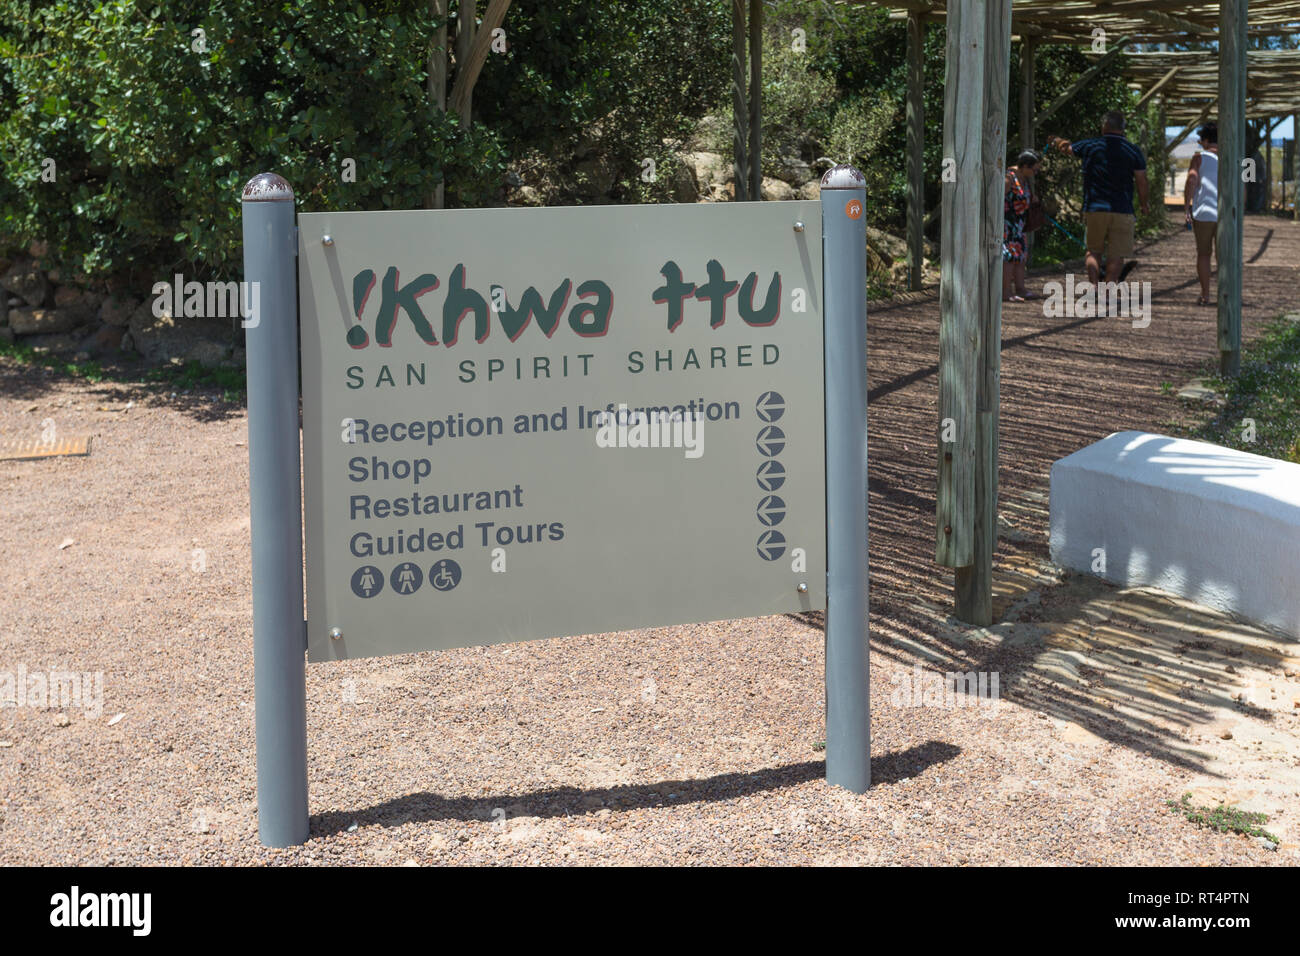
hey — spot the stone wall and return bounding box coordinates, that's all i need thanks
[0,242,240,368]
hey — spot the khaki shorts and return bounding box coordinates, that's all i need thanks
[1084,211,1135,258]
[1193,219,1217,255]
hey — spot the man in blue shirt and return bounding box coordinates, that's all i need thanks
[1050,111,1151,284]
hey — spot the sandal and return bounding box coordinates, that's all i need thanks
[1003,295,1025,303]
[1196,295,1212,307]
[1019,291,1042,300]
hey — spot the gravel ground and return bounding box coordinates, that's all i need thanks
[1,219,1297,866]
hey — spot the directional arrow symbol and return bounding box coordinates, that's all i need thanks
[756,530,786,561]
[755,391,786,423]
[756,494,787,526]
[755,425,786,457]
[756,460,786,491]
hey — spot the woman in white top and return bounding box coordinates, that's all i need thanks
[1184,121,1219,306]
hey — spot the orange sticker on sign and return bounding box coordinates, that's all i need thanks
[845,200,863,219]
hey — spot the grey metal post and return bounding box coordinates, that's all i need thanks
[241,173,309,846]
[820,165,870,792]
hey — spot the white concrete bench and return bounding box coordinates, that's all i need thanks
[1049,431,1300,637]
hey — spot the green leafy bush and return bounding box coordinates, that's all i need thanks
[0,0,506,283]
[705,25,897,220]
[472,0,731,204]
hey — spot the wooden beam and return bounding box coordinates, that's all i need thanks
[1218,0,1246,377]
[1137,8,1218,37]
[955,0,1011,627]
[1134,66,1179,111]
[428,0,449,209]
[936,0,984,572]
[448,0,511,126]
[1033,35,1131,130]
[1165,99,1216,155]
[749,0,762,200]
[731,0,749,202]
[906,11,926,290]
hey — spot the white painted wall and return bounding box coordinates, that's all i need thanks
[1049,431,1300,637]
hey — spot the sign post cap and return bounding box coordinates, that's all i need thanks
[819,164,866,190]
[242,172,295,203]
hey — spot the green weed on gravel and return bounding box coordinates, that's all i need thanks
[1166,792,1278,844]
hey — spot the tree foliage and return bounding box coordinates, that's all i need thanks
[0,0,505,282]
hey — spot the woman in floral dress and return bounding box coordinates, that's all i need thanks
[1003,151,1040,302]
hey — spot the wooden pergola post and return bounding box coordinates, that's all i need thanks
[1264,115,1284,211]
[936,0,983,582]
[1218,0,1247,377]
[1020,35,1036,150]
[906,11,926,290]
[959,0,1010,625]
[1295,111,1299,221]
[1019,34,1035,264]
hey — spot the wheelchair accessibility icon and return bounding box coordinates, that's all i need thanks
[429,559,462,592]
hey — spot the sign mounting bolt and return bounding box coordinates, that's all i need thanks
[797,582,808,594]
[793,221,805,232]
[328,627,343,641]
[322,234,334,246]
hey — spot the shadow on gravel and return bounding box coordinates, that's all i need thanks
[0,357,244,424]
[311,741,961,835]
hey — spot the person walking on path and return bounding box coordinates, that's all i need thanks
[1185,121,1220,307]
[1049,111,1151,286]
[1003,150,1041,302]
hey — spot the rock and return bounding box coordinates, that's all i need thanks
[98,294,139,327]
[868,226,909,265]
[572,155,616,199]
[8,306,80,335]
[671,161,698,203]
[78,323,125,355]
[513,185,544,207]
[52,287,100,324]
[1177,379,1218,403]
[24,332,83,354]
[127,300,234,367]
[798,181,821,201]
[686,114,726,150]
[0,261,50,307]
[775,155,813,186]
[685,151,731,190]
[1256,836,1278,851]
[761,177,796,202]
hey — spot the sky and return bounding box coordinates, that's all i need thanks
[1164,116,1295,143]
